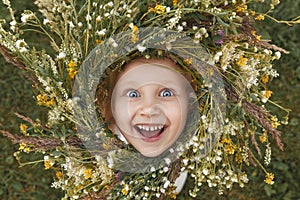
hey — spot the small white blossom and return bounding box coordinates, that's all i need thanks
[163,180,170,188]
[15,39,28,53]
[136,44,146,52]
[107,1,114,7]
[264,143,272,165]
[96,29,107,36]
[264,49,271,55]
[57,52,66,59]
[96,16,102,22]
[202,168,209,176]
[150,166,156,172]
[195,32,201,39]
[21,13,34,23]
[85,14,92,21]
[10,20,17,32]
[199,27,207,35]
[274,51,281,60]
[78,22,83,28]
[164,158,171,165]
[43,19,51,25]
[177,25,183,32]
[163,167,169,172]
[69,21,75,28]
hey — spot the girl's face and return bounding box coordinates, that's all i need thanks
[111,58,190,157]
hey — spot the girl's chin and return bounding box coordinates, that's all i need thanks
[138,147,165,157]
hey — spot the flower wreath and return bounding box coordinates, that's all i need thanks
[0,0,298,199]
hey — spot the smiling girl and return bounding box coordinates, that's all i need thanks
[97,56,198,157]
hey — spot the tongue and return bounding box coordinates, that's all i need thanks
[138,129,162,138]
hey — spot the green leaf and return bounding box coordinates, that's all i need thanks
[216,17,230,27]
[296,66,300,80]
[12,181,23,191]
[273,161,289,171]
[264,184,276,197]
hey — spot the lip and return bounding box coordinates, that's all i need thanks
[134,123,168,142]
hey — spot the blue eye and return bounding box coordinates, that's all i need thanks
[127,90,140,98]
[160,89,173,97]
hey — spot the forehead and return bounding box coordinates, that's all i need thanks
[117,58,187,86]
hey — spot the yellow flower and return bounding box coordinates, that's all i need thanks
[56,171,63,179]
[173,0,178,6]
[236,4,247,12]
[221,138,230,144]
[251,30,261,41]
[75,184,84,190]
[149,4,166,14]
[236,55,248,67]
[170,192,178,199]
[261,75,269,83]
[104,185,111,190]
[68,60,77,68]
[264,173,275,185]
[121,184,129,196]
[44,160,52,169]
[36,93,47,105]
[83,168,93,179]
[131,25,139,33]
[96,39,103,44]
[235,152,243,164]
[45,98,55,107]
[183,58,192,65]
[256,35,261,41]
[255,14,265,21]
[221,138,237,154]
[259,131,268,143]
[226,144,236,154]
[271,116,280,128]
[67,60,78,79]
[19,142,30,153]
[36,93,55,107]
[102,143,110,150]
[20,123,28,135]
[131,25,139,43]
[262,90,272,99]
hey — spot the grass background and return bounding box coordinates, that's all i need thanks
[0,1,299,199]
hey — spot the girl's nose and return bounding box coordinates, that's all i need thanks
[139,104,161,117]
[139,96,161,117]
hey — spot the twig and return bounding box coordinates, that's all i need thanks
[225,86,284,151]
[0,129,83,150]
[0,45,39,84]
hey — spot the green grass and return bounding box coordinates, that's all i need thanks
[1,1,299,199]
[0,59,63,199]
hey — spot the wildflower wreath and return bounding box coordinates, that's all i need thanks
[1,0,298,199]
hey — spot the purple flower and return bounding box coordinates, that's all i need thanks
[115,171,121,181]
[215,30,225,45]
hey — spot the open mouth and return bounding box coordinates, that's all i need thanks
[134,124,166,139]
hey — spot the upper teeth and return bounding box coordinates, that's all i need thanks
[137,125,164,131]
